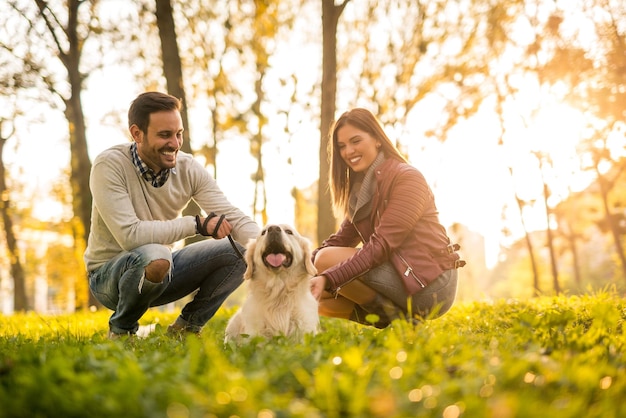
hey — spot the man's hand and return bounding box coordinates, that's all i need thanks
[310,275,327,301]
[196,214,233,239]
[206,216,232,239]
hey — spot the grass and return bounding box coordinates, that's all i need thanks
[0,291,625,418]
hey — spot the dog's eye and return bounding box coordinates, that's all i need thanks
[285,229,293,235]
[261,229,267,235]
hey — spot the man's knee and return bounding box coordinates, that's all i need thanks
[144,259,170,283]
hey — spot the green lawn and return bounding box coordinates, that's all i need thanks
[1,291,624,418]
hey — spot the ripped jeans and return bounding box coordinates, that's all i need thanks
[88,239,246,334]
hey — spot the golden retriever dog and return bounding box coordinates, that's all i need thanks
[224,224,319,343]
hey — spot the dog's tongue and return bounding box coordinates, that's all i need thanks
[266,253,286,267]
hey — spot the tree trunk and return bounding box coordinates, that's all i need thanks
[64,96,92,244]
[155,0,204,245]
[318,0,349,245]
[495,89,541,297]
[155,0,192,154]
[541,177,560,294]
[251,70,268,224]
[597,173,626,282]
[0,134,28,311]
[34,0,97,309]
[568,231,582,289]
[516,196,541,297]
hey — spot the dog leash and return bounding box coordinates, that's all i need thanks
[197,212,246,264]
[227,234,246,263]
[214,214,246,263]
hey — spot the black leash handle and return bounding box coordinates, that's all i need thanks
[196,212,246,264]
[211,214,226,237]
[195,213,217,236]
[228,234,246,264]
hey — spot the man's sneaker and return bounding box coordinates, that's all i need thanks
[136,323,159,338]
[167,316,201,337]
[107,330,135,340]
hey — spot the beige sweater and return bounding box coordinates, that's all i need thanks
[84,143,260,271]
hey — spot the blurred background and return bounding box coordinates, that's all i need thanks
[0,0,624,313]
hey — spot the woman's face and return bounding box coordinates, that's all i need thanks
[336,123,381,173]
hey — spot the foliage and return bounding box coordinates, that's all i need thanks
[1,293,625,417]
[2,0,626,305]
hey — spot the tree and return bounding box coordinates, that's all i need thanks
[0,117,28,311]
[154,0,205,245]
[6,0,114,308]
[248,0,285,224]
[30,0,94,249]
[0,6,41,311]
[155,0,192,155]
[172,0,244,179]
[553,190,584,289]
[318,0,349,244]
[535,1,626,282]
[482,0,626,293]
[585,136,626,281]
[165,0,306,225]
[536,152,561,294]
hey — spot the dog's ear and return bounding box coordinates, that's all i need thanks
[243,238,256,280]
[299,236,317,277]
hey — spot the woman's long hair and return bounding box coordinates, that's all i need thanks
[328,108,408,217]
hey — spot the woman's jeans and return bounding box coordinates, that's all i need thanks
[88,239,246,334]
[357,262,458,324]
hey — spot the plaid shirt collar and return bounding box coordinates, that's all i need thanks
[130,142,175,188]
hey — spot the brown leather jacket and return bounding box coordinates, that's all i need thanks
[314,158,462,295]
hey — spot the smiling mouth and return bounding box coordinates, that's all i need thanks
[349,156,361,164]
[160,150,178,162]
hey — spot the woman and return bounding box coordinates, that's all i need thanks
[310,108,464,328]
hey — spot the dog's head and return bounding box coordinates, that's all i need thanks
[244,224,317,280]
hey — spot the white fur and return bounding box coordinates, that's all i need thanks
[224,224,319,343]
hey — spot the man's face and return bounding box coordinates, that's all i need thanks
[130,110,184,173]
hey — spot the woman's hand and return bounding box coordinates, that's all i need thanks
[310,275,327,301]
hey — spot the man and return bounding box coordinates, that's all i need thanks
[84,91,260,338]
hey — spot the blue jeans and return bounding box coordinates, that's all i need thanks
[88,239,246,334]
[361,262,458,320]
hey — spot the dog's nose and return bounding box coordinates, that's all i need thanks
[267,225,281,234]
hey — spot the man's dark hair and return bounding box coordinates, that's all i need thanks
[128,92,182,133]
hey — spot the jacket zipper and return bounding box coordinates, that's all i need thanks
[397,253,426,288]
[350,184,425,290]
[334,270,369,299]
[354,223,366,244]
